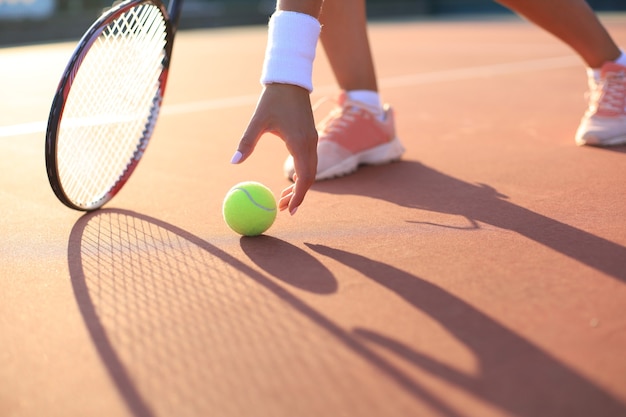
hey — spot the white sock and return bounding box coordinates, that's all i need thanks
[346,90,384,120]
[614,49,626,66]
[590,49,626,82]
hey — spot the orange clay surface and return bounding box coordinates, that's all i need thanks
[1,14,625,417]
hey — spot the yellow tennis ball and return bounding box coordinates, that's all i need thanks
[222,181,277,236]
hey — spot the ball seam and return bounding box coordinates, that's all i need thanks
[233,187,276,212]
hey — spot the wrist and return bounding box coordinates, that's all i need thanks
[260,10,321,93]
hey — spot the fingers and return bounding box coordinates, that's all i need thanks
[279,100,318,216]
[232,115,264,165]
[279,164,315,216]
[279,183,296,213]
[288,178,313,215]
[286,150,316,214]
[235,84,318,215]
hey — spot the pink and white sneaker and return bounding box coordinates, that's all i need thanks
[284,92,405,181]
[575,62,626,146]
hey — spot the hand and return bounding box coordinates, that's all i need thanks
[233,83,318,215]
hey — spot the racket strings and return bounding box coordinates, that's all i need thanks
[58,3,169,208]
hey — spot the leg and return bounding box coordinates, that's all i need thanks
[497,0,626,146]
[318,0,378,91]
[495,0,621,68]
[283,0,405,181]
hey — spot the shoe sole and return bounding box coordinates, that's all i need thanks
[316,137,406,181]
[576,134,626,147]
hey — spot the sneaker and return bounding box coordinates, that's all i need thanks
[284,92,405,181]
[575,62,626,146]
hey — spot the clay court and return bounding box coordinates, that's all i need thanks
[1,12,625,417]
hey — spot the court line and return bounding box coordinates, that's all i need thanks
[0,55,579,138]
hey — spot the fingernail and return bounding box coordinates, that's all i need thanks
[290,206,298,216]
[230,151,243,164]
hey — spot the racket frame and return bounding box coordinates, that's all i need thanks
[45,0,182,211]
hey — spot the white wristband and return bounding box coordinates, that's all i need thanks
[260,10,321,92]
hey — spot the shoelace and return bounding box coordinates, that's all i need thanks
[313,96,374,137]
[592,69,626,115]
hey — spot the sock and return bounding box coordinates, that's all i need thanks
[590,49,626,82]
[614,49,626,66]
[346,90,384,120]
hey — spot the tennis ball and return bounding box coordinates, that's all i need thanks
[222,181,277,236]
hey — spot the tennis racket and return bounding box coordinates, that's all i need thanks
[45,0,184,211]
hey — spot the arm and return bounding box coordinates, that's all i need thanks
[233,1,324,216]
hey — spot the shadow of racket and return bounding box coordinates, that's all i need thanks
[68,209,456,417]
